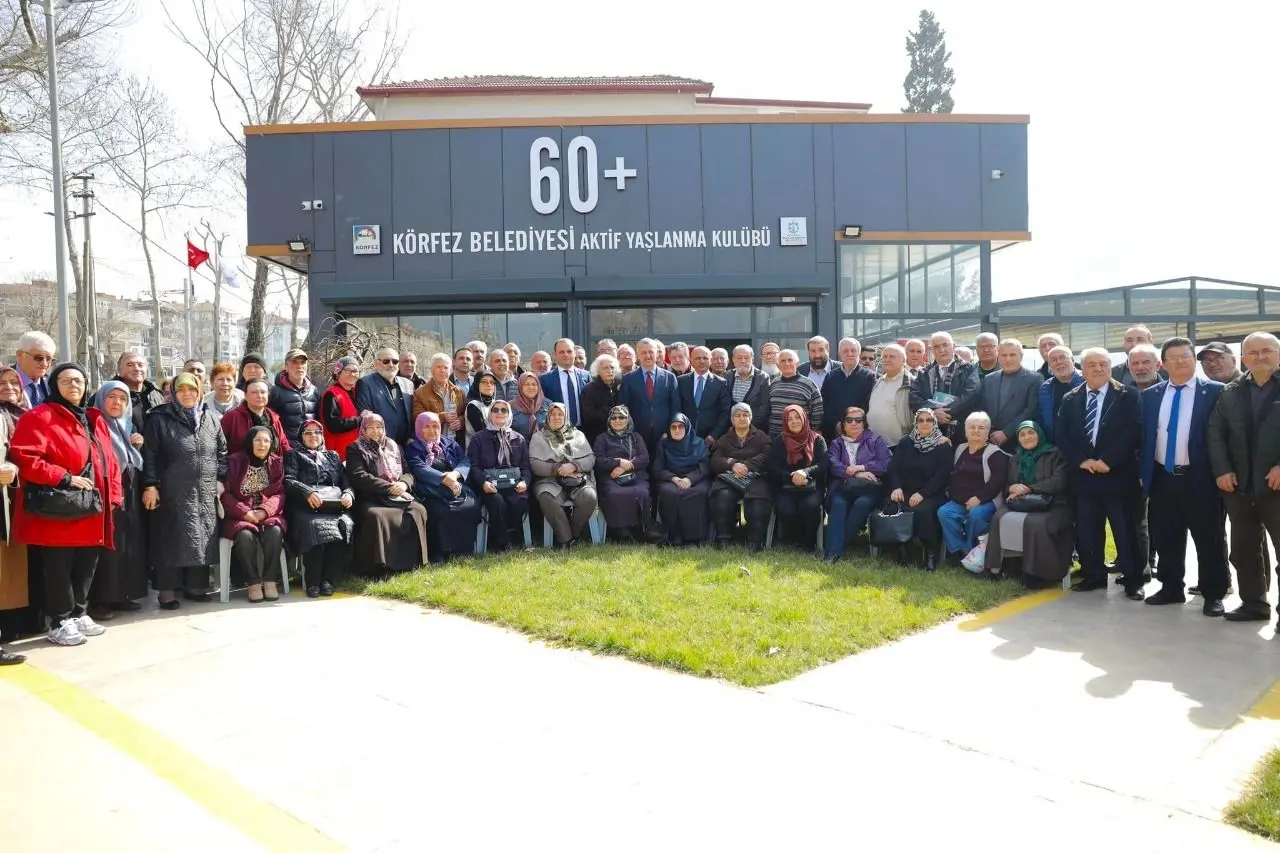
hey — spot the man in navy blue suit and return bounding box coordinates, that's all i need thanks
[1057,347,1145,600]
[1140,337,1228,615]
[677,346,731,446]
[619,337,680,457]
[539,338,591,427]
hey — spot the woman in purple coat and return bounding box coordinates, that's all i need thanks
[465,399,532,552]
[823,406,892,562]
[220,426,286,602]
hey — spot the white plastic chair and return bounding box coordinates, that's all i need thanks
[218,537,291,603]
[542,506,605,548]
[474,504,533,553]
[764,508,824,552]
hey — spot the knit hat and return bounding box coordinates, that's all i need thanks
[239,352,266,372]
[333,356,361,377]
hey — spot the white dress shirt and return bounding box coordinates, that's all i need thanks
[1154,381,1194,467]
[807,364,830,392]
[557,367,578,422]
[1085,382,1109,446]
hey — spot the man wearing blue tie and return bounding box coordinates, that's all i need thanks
[677,346,731,447]
[13,331,56,409]
[619,338,680,457]
[1140,338,1227,615]
[539,338,591,427]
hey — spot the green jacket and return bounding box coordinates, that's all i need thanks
[1207,372,1280,496]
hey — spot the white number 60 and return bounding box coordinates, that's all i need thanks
[530,135,598,215]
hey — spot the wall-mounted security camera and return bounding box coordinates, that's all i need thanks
[990,170,1005,180]
[300,200,312,211]
[312,199,325,211]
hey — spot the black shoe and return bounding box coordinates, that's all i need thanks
[822,554,838,564]
[1203,599,1225,617]
[158,598,180,611]
[320,582,335,597]
[87,605,115,621]
[1124,586,1145,601]
[110,600,143,612]
[0,648,25,665]
[895,546,910,566]
[184,591,212,603]
[1145,588,1187,606]
[1225,606,1270,622]
[1071,578,1108,592]
[306,586,321,599]
[922,552,938,572]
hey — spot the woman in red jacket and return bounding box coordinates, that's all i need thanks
[221,426,286,602]
[321,356,361,462]
[9,362,122,646]
[221,378,291,457]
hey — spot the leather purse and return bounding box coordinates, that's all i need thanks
[717,471,757,492]
[868,502,915,545]
[24,462,103,519]
[558,474,586,489]
[1007,493,1053,513]
[614,471,637,486]
[310,485,345,513]
[483,467,521,490]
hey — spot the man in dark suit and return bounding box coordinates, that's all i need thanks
[355,346,415,445]
[909,332,980,439]
[1057,347,1145,599]
[1139,337,1227,615]
[678,346,731,446]
[619,337,680,457]
[819,337,877,439]
[539,338,591,428]
[952,339,1042,450]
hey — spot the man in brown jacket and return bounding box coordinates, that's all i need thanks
[412,353,467,445]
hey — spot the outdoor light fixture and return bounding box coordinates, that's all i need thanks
[842,225,862,239]
[287,239,311,253]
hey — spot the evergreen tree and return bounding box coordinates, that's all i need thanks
[903,10,956,114]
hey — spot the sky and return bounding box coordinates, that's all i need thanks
[1,0,1276,315]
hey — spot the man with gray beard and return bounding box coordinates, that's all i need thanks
[355,347,415,444]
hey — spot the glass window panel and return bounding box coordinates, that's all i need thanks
[854,317,977,346]
[839,243,901,316]
[653,305,751,336]
[589,308,647,339]
[1129,284,1190,315]
[506,312,563,364]
[908,246,927,313]
[1103,322,1182,350]
[342,316,401,354]
[1059,291,1125,316]
[399,314,451,358]
[882,277,900,313]
[1065,322,1105,351]
[998,299,1056,318]
[755,305,813,334]
[926,258,953,313]
[774,336,811,355]
[1266,291,1280,315]
[953,245,981,311]
[1190,319,1261,341]
[453,313,507,350]
[1197,284,1259,316]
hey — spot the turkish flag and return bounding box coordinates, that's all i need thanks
[187,240,210,269]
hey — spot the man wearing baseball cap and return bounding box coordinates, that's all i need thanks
[1198,342,1243,384]
[269,348,319,442]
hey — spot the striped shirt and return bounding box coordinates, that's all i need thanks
[767,374,823,436]
[731,372,753,403]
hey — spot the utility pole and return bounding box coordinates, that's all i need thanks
[40,0,72,361]
[71,172,98,385]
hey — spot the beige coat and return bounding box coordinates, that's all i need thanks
[0,413,29,611]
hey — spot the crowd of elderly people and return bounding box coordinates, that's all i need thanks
[1,321,1278,663]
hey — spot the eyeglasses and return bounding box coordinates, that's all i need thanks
[380,358,399,366]
[915,417,934,423]
[57,376,86,386]
[340,368,360,375]
[844,416,865,424]
[301,430,323,437]
[22,351,53,364]
[609,415,628,421]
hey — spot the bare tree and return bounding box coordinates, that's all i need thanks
[90,74,201,375]
[274,265,306,349]
[196,217,229,360]
[161,0,405,355]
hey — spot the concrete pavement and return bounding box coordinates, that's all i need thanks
[3,576,1278,852]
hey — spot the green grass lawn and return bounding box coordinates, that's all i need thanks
[1227,747,1280,841]
[360,544,1025,687]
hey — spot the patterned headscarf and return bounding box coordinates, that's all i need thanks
[910,408,944,453]
[541,402,579,462]
[486,399,515,466]
[414,411,445,467]
[780,404,818,466]
[93,380,143,470]
[356,410,402,482]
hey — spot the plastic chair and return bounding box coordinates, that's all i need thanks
[218,536,291,603]
[542,506,605,548]
[764,508,824,552]
[474,504,533,553]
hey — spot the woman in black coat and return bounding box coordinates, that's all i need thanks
[579,354,621,449]
[142,372,228,608]
[284,419,355,597]
[885,408,953,570]
[768,404,828,550]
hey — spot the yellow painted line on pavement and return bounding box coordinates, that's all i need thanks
[1247,679,1280,720]
[0,664,346,852]
[957,588,1067,632]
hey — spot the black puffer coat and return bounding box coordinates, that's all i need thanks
[142,403,228,569]
[269,371,320,444]
[112,376,166,434]
[283,446,355,554]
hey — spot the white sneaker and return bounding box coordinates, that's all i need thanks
[47,621,86,646]
[74,614,106,637]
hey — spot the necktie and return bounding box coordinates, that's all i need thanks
[645,371,654,401]
[32,379,46,406]
[694,374,705,406]
[565,369,580,425]
[1084,389,1099,444]
[1164,384,1185,473]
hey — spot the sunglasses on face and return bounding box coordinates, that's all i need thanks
[609,415,628,421]
[844,416,865,424]
[23,352,53,363]
[380,358,399,365]
[302,430,323,437]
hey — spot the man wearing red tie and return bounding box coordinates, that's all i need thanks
[619,338,680,458]
[538,338,591,427]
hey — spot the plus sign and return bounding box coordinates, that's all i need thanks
[602,156,637,191]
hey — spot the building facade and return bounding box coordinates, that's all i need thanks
[244,76,1030,359]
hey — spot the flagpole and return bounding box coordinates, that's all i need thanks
[184,231,194,361]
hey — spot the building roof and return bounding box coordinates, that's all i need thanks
[357,74,715,98]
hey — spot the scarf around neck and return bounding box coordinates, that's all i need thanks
[1014,420,1053,485]
[93,380,143,470]
[542,402,579,462]
[781,404,818,466]
[356,411,402,482]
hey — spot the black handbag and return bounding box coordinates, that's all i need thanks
[310,486,345,513]
[869,502,915,545]
[717,471,758,492]
[484,467,521,490]
[614,471,637,486]
[558,474,586,490]
[24,461,103,519]
[1007,493,1053,513]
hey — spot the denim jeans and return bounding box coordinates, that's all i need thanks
[824,483,882,558]
[938,500,997,556]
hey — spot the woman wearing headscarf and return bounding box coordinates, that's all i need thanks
[768,404,828,549]
[580,354,621,448]
[221,377,291,458]
[466,399,532,552]
[529,402,597,549]
[708,402,772,550]
[10,362,122,646]
[463,369,500,445]
[0,365,29,661]
[592,405,651,541]
[142,371,227,607]
[285,419,354,597]
[510,372,551,440]
[885,408,953,570]
[346,411,429,574]
[824,406,892,562]
[220,426,286,602]
[653,412,711,546]
[405,411,479,563]
[86,381,149,619]
[982,420,1073,586]
[320,356,362,463]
